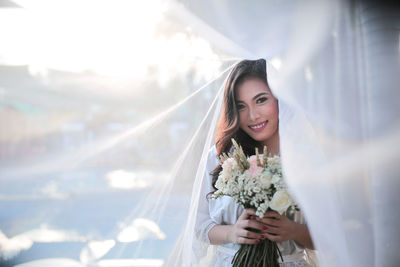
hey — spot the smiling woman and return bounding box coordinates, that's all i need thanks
[1,0,399,267]
[181,59,314,267]
[236,78,280,154]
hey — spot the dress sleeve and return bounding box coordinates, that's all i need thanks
[194,145,219,245]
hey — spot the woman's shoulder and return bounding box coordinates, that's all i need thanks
[206,145,219,170]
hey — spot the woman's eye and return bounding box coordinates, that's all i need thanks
[237,104,245,110]
[256,97,268,104]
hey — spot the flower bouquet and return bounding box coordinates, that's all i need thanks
[213,139,296,267]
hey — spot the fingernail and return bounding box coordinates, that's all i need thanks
[250,216,256,220]
[256,239,260,243]
[261,235,265,238]
[263,226,268,230]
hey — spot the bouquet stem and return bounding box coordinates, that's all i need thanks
[231,238,282,267]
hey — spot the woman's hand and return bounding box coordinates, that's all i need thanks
[228,208,268,245]
[209,209,314,248]
[253,210,314,249]
[253,210,297,242]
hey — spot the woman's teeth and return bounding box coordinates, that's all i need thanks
[250,121,267,129]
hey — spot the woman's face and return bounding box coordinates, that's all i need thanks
[236,78,279,145]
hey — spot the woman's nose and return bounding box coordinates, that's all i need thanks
[248,107,260,121]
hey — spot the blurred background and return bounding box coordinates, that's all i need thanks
[1,0,399,267]
[0,0,234,266]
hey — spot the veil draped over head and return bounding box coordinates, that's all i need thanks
[0,0,399,267]
[166,0,400,266]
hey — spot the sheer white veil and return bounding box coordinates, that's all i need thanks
[0,0,399,267]
[165,0,400,266]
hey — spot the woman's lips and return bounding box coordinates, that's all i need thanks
[248,121,268,132]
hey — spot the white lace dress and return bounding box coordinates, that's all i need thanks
[195,146,315,267]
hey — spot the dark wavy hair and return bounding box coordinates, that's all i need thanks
[210,58,270,193]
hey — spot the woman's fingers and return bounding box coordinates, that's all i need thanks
[234,209,264,244]
[237,220,266,239]
[263,232,281,242]
[244,218,267,231]
[239,228,263,239]
[263,211,281,219]
[235,209,292,244]
[239,208,256,220]
[238,227,280,244]
[256,217,281,227]
[263,225,280,235]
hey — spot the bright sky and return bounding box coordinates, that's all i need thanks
[0,0,221,82]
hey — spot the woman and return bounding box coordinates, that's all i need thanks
[195,59,315,266]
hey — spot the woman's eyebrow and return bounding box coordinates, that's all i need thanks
[253,92,269,100]
[236,92,270,103]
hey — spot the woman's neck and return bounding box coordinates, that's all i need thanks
[260,130,280,156]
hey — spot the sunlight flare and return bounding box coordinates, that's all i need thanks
[117,218,166,242]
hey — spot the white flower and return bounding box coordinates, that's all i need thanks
[271,174,280,184]
[252,186,261,193]
[259,172,272,188]
[248,155,264,167]
[269,190,293,214]
[256,201,269,218]
[215,174,226,189]
[267,156,281,166]
[212,144,297,216]
[221,158,237,173]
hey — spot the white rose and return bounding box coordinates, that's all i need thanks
[259,172,272,188]
[222,158,236,173]
[269,190,292,214]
